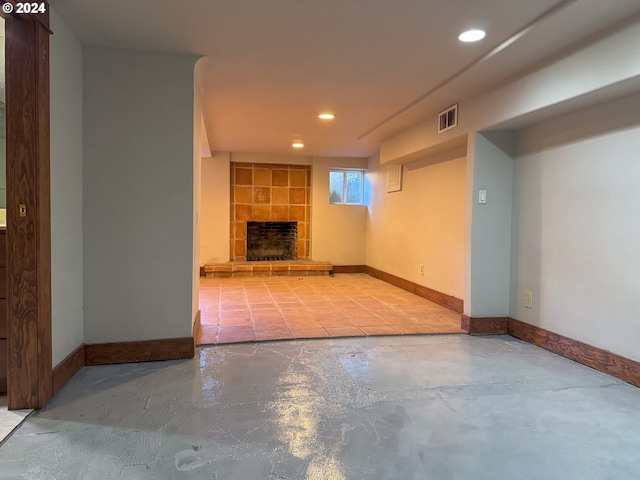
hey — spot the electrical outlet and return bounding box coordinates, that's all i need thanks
[524,291,533,309]
[419,264,424,275]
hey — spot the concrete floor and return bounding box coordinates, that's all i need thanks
[1,335,639,479]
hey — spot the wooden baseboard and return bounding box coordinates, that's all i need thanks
[508,318,640,388]
[461,315,509,334]
[332,265,366,274]
[85,337,195,366]
[52,344,86,396]
[52,337,197,396]
[364,266,463,313]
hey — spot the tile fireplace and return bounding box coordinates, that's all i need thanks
[230,162,311,261]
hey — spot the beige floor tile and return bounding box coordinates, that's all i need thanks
[255,328,293,341]
[350,316,388,327]
[199,315,219,326]
[252,319,287,329]
[394,324,434,334]
[251,312,284,320]
[217,331,256,343]
[219,320,253,330]
[219,325,254,334]
[318,318,356,328]
[291,327,330,338]
[405,315,441,325]
[248,303,277,309]
[325,326,364,337]
[197,325,219,345]
[360,325,398,336]
[286,319,323,328]
[198,274,464,345]
[383,316,421,326]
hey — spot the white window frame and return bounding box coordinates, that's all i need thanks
[329,168,364,205]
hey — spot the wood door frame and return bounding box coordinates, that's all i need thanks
[3,3,53,409]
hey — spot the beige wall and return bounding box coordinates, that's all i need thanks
[366,153,466,299]
[200,153,231,264]
[511,93,640,362]
[200,153,367,265]
[311,156,368,265]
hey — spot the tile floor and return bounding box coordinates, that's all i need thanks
[0,397,32,444]
[197,273,464,345]
[2,336,640,479]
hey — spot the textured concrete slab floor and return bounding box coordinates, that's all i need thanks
[1,335,640,479]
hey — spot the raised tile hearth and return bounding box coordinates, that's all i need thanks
[204,260,333,278]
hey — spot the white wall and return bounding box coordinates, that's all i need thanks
[465,132,514,317]
[311,156,368,265]
[50,9,84,366]
[366,152,466,299]
[511,93,640,362]
[200,153,231,265]
[83,46,197,343]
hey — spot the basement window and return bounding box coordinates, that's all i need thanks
[329,169,364,205]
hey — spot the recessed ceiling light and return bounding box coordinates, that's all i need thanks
[459,29,486,42]
[292,142,304,148]
[318,113,335,120]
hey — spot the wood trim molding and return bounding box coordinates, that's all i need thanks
[461,315,509,335]
[1,2,50,30]
[6,11,53,409]
[193,310,202,344]
[332,265,366,274]
[364,266,464,313]
[35,10,53,410]
[508,318,640,388]
[52,344,86,396]
[85,337,195,366]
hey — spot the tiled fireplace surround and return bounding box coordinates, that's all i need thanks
[230,162,312,261]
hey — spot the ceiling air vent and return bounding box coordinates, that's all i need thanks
[438,104,458,134]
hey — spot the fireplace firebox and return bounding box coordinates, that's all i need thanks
[246,222,297,261]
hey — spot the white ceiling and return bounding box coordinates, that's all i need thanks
[51,0,640,157]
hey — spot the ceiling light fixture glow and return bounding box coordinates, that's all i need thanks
[318,113,335,120]
[458,29,486,42]
[292,142,305,148]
